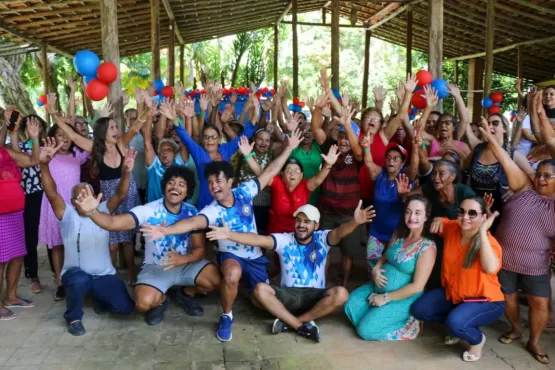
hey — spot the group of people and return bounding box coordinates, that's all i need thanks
[0,70,554,364]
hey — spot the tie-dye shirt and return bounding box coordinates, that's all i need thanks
[200,179,262,259]
[271,230,332,288]
[129,199,200,265]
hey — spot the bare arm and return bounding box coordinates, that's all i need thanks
[383,75,418,140]
[478,218,501,275]
[53,114,93,152]
[40,162,66,221]
[207,229,275,250]
[361,134,382,180]
[257,130,303,190]
[448,85,469,140]
[328,201,375,245]
[106,147,136,214]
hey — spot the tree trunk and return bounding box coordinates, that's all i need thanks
[32,52,60,111]
[0,55,37,116]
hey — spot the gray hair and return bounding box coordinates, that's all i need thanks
[158,138,179,153]
[71,182,93,198]
[433,159,458,176]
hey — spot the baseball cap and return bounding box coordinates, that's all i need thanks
[338,121,361,137]
[385,142,408,161]
[293,204,321,223]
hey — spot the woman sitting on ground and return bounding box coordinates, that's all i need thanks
[345,194,436,341]
[411,197,504,362]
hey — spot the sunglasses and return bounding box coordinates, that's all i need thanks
[456,208,483,219]
[488,120,502,127]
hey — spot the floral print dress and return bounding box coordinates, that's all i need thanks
[344,238,436,341]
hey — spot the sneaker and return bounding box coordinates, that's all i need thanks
[296,321,320,343]
[146,297,169,325]
[53,285,65,301]
[216,314,233,342]
[272,318,292,334]
[68,320,86,336]
[175,290,204,317]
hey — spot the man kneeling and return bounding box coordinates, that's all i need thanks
[207,202,375,342]
[74,165,221,325]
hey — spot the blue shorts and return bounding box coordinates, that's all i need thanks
[216,252,269,292]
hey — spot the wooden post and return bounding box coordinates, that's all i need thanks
[331,0,340,91]
[41,43,50,124]
[517,45,523,107]
[362,30,371,108]
[168,20,175,86]
[454,61,459,85]
[179,43,185,84]
[484,0,495,98]
[322,7,326,24]
[467,58,485,123]
[100,0,124,134]
[428,0,443,110]
[151,0,161,79]
[406,7,413,77]
[292,0,299,98]
[273,24,279,90]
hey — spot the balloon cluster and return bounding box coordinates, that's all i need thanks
[481,92,503,115]
[408,107,419,121]
[73,50,118,101]
[510,110,517,122]
[288,97,305,113]
[153,79,175,99]
[410,70,450,113]
[36,94,48,107]
[183,86,275,102]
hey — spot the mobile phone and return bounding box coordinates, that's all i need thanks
[7,110,20,131]
[463,297,488,303]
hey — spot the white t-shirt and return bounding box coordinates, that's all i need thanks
[60,201,115,277]
[200,179,262,259]
[516,115,533,156]
[272,230,332,289]
[129,198,200,265]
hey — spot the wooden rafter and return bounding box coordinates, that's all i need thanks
[162,0,184,44]
[367,0,424,30]
[276,1,293,25]
[0,21,72,58]
[367,3,400,23]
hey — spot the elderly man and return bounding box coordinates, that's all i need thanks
[40,139,136,336]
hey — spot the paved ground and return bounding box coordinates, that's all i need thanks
[1,247,555,370]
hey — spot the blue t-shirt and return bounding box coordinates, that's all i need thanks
[370,168,405,242]
[146,155,199,206]
[129,198,200,265]
[199,179,262,259]
[271,230,332,288]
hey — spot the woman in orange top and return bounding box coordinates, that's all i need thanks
[411,196,504,362]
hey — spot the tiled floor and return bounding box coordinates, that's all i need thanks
[1,247,554,370]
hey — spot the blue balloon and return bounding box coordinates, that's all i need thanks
[431,79,449,98]
[37,99,44,107]
[482,97,493,108]
[83,76,95,85]
[331,89,341,100]
[153,79,164,93]
[409,114,416,120]
[74,50,100,77]
[411,107,418,114]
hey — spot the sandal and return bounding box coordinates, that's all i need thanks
[444,336,461,345]
[462,351,481,362]
[30,279,41,294]
[0,309,17,320]
[4,298,35,309]
[498,332,522,344]
[527,343,550,364]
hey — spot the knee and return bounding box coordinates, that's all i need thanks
[109,244,119,253]
[134,291,160,312]
[528,296,550,313]
[198,264,221,291]
[410,296,427,321]
[444,313,466,336]
[252,283,271,301]
[62,268,89,288]
[222,266,241,287]
[329,287,349,307]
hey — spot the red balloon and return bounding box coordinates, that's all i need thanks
[411,92,427,110]
[416,70,433,87]
[85,79,109,101]
[293,97,300,104]
[299,102,305,108]
[161,86,174,98]
[488,105,501,115]
[96,62,118,84]
[38,94,48,104]
[490,92,503,103]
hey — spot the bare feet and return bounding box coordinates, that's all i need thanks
[498,330,523,344]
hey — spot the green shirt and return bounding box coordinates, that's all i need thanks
[291,143,322,206]
[422,183,476,219]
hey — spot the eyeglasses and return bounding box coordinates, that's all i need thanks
[488,120,502,127]
[203,134,219,142]
[535,172,555,180]
[386,156,402,163]
[438,120,454,126]
[75,121,87,127]
[128,117,137,122]
[363,117,381,123]
[284,169,302,174]
[456,208,482,219]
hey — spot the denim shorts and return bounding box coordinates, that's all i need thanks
[136,260,212,294]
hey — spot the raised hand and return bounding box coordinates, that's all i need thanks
[395,173,411,196]
[373,85,386,102]
[321,144,340,166]
[319,67,330,91]
[404,73,418,93]
[430,217,443,234]
[229,92,238,105]
[211,85,223,107]
[353,200,376,225]
[286,128,304,149]
[278,79,288,99]
[199,94,210,112]
[515,106,527,122]
[220,105,234,123]
[371,266,388,288]
[238,135,254,156]
[74,185,102,214]
[68,75,77,92]
[286,113,302,132]
[160,246,184,271]
[39,137,63,164]
[46,93,58,115]
[359,131,374,149]
[483,193,494,215]
[99,101,114,118]
[478,116,495,143]
[261,99,273,112]
[160,101,177,121]
[315,89,330,109]
[27,116,40,139]
[515,77,523,97]
[424,85,439,108]
[140,221,167,240]
[447,84,461,98]
[181,99,195,118]
[175,81,185,97]
[341,91,350,109]
[123,147,137,173]
[305,97,315,113]
[122,91,130,107]
[206,222,230,241]
[322,106,332,118]
[333,105,355,127]
[395,81,405,101]
[480,211,499,232]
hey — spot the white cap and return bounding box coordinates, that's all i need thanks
[293,204,321,223]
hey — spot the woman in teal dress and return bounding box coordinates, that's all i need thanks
[345,194,437,340]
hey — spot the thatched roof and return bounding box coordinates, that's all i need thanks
[0,0,553,81]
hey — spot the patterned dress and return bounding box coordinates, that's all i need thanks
[345,238,436,341]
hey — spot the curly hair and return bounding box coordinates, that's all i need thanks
[161,165,196,200]
[204,160,234,181]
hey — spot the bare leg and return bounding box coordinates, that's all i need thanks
[109,243,118,268]
[122,242,136,285]
[0,263,6,312]
[51,246,64,287]
[220,259,242,313]
[134,285,165,312]
[183,263,221,296]
[342,257,353,288]
[252,283,303,329]
[298,286,349,323]
[502,293,523,339]
[527,295,549,355]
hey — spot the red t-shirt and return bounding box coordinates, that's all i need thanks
[359,132,387,201]
[268,176,311,233]
[0,147,24,214]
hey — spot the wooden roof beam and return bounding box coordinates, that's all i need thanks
[366,3,401,23]
[161,0,184,44]
[367,0,424,30]
[0,21,72,58]
[276,1,293,25]
[505,0,555,15]
[446,34,555,62]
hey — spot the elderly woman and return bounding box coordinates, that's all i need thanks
[478,114,555,364]
[345,194,436,340]
[411,197,504,362]
[0,111,40,319]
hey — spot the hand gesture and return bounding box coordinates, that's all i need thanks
[447,84,461,98]
[199,94,210,112]
[305,97,315,113]
[74,185,102,214]
[160,246,185,271]
[480,211,499,233]
[395,81,405,102]
[359,131,374,149]
[278,79,288,99]
[321,144,339,166]
[315,89,330,109]
[319,67,330,91]
[99,101,114,118]
[424,85,439,108]
[206,221,230,241]
[229,92,238,105]
[371,266,388,288]
[350,99,361,115]
[370,294,388,307]
[286,113,302,132]
[322,106,332,118]
[413,118,424,133]
[413,130,423,147]
[373,85,386,102]
[160,101,177,121]
[261,99,273,112]
[68,75,77,92]
[341,91,350,109]
[353,200,376,225]
[333,105,355,127]
[395,173,411,196]
[123,147,137,173]
[27,116,40,139]
[211,85,223,107]
[482,192,494,215]
[221,105,234,123]
[238,135,254,156]
[404,73,418,93]
[478,116,495,143]
[515,107,527,122]
[175,81,185,97]
[46,93,58,115]
[430,217,443,234]
[178,99,195,118]
[39,137,63,164]
[286,128,303,149]
[140,220,167,240]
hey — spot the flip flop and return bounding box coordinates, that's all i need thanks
[498,333,522,344]
[0,309,17,321]
[527,344,550,364]
[4,298,35,309]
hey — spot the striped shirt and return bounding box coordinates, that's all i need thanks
[495,188,555,276]
[319,147,361,217]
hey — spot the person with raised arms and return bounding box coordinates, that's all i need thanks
[141,130,304,342]
[206,202,375,342]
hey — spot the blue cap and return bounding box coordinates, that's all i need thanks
[339,121,361,137]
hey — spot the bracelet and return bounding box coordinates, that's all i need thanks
[243,153,254,160]
[384,292,390,303]
[85,208,97,217]
[363,147,370,152]
[175,117,183,126]
[28,138,39,144]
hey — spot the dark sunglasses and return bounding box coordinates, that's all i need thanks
[456,208,482,219]
[488,120,502,127]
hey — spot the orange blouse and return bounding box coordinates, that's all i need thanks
[440,218,504,304]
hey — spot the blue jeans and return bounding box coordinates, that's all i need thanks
[411,287,505,345]
[62,267,135,322]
